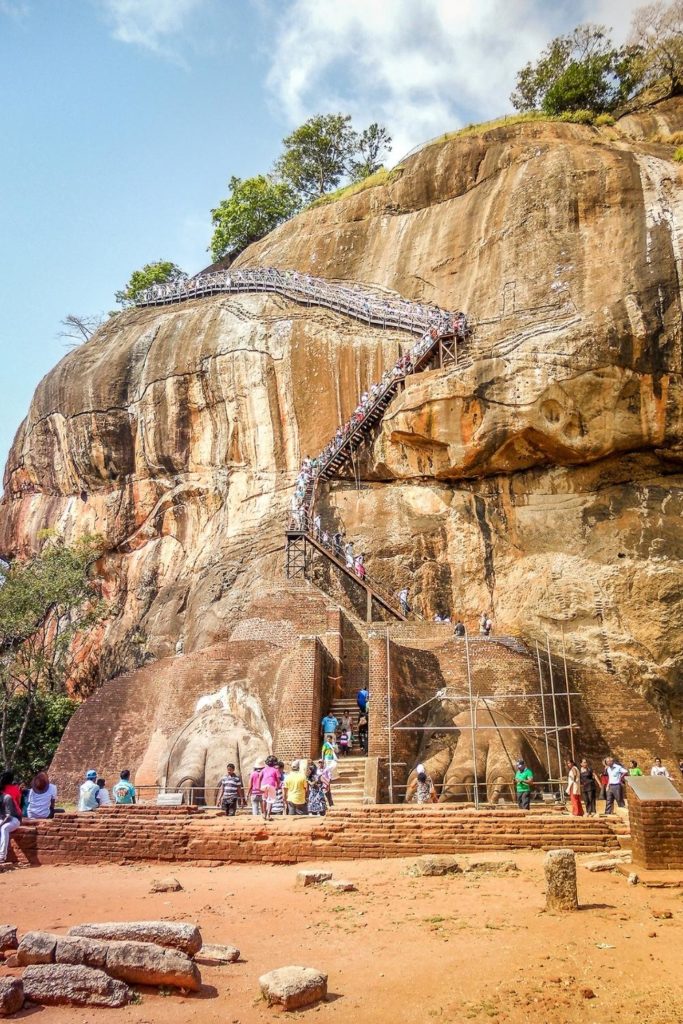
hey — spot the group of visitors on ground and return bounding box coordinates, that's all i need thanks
[215,756,333,818]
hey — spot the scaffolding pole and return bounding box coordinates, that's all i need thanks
[386,629,394,804]
[546,634,564,784]
[464,628,480,809]
[561,625,576,761]
[536,641,553,783]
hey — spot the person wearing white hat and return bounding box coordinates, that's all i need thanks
[247,760,265,816]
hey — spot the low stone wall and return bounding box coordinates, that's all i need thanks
[11,805,620,867]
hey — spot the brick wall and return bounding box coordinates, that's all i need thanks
[628,781,683,870]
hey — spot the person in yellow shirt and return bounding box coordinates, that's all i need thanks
[283,760,308,815]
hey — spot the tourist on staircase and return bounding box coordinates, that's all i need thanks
[453,619,466,637]
[357,686,369,715]
[480,612,492,637]
[321,734,339,780]
[316,759,334,807]
[399,587,410,616]
[358,712,369,754]
[321,709,339,738]
[338,728,351,756]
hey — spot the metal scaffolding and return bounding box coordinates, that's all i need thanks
[387,627,578,808]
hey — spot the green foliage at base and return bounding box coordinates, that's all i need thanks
[558,108,596,124]
[2,692,77,781]
[674,147,683,162]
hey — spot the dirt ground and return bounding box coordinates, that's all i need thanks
[1,851,682,1023]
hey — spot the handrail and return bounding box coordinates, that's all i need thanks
[135,266,465,339]
[288,518,410,621]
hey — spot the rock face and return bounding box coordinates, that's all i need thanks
[1,100,682,776]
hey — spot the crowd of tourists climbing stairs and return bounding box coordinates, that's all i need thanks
[136,266,469,623]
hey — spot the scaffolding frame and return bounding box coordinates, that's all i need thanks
[387,627,577,808]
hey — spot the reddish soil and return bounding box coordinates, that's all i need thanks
[1,851,681,1023]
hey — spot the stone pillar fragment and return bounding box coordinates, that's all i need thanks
[544,848,578,911]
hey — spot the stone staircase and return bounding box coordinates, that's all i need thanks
[329,697,365,755]
[12,805,621,867]
[333,757,366,808]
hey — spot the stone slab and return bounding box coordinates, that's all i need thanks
[626,777,682,802]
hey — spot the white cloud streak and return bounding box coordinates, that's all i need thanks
[266,0,648,159]
[98,0,203,57]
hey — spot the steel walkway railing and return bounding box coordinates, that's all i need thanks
[135,266,466,339]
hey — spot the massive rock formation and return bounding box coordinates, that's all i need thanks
[2,99,682,776]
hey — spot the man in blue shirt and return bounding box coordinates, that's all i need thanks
[321,711,339,738]
[604,757,627,814]
[112,769,136,805]
[357,688,369,714]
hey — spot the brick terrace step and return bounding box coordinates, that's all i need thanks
[11,805,620,866]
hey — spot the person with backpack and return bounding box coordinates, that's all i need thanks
[0,774,21,862]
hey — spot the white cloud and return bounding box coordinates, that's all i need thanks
[265,0,649,159]
[99,0,204,57]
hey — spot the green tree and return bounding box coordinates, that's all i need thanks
[275,113,359,200]
[349,123,393,182]
[115,260,186,306]
[629,0,683,96]
[0,534,105,772]
[511,24,641,114]
[209,175,300,262]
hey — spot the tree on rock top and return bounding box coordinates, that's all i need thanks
[275,114,392,201]
[210,175,299,262]
[115,260,186,306]
[629,0,683,97]
[511,24,640,114]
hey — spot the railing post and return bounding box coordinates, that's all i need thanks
[366,587,373,623]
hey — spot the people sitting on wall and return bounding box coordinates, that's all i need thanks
[27,771,57,820]
[78,769,100,812]
[0,774,21,864]
[112,769,136,806]
[96,778,111,807]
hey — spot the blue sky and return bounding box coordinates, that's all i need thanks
[0,0,642,470]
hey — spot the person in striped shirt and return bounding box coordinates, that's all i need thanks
[216,764,244,816]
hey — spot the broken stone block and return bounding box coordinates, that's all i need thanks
[325,880,357,892]
[259,966,328,1010]
[652,909,673,920]
[296,870,333,888]
[4,956,18,969]
[196,943,240,965]
[408,855,462,877]
[16,932,57,965]
[21,964,131,1008]
[544,848,578,911]
[149,876,183,893]
[0,928,18,953]
[68,920,202,956]
[0,978,24,1016]
[466,860,518,875]
[104,939,201,991]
